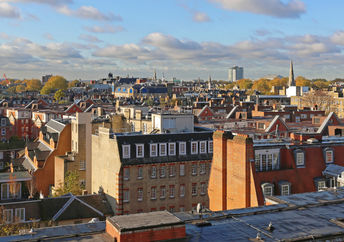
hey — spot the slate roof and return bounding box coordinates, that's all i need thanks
[115,131,213,165]
[45,119,68,133]
[0,171,31,182]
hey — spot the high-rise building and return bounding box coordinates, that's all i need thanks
[42,74,52,84]
[228,66,244,82]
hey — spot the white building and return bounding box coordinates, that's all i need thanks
[228,66,244,82]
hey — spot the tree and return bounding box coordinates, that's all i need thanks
[54,171,83,197]
[40,76,68,95]
[68,80,80,88]
[312,79,329,90]
[301,90,334,114]
[251,79,271,94]
[236,79,253,89]
[224,82,236,90]
[270,77,288,88]
[54,89,65,102]
[26,79,42,91]
[15,85,26,93]
[295,76,311,87]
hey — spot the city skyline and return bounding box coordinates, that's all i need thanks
[0,0,344,80]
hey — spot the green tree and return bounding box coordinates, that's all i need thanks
[54,89,65,102]
[7,86,16,94]
[295,76,311,87]
[312,79,329,89]
[54,171,83,197]
[40,76,68,95]
[15,85,26,93]
[26,79,42,91]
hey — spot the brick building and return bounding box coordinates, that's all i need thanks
[92,126,213,215]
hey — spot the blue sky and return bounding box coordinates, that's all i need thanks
[1,0,344,81]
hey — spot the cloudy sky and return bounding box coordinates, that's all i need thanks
[0,0,344,81]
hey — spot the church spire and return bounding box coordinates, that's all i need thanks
[288,60,295,87]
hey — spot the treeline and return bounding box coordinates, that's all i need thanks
[222,77,343,95]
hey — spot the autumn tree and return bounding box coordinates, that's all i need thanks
[236,79,253,89]
[54,171,83,197]
[270,77,288,88]
[295,76,311,87]
[312,79,329,90]
[15,85,26,93]
[68,80,80,88]
[251,78,271,94]
[40,76,68,95]
[26,79,42,91]
[54,89,65,102]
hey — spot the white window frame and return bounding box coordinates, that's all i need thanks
[296,152,304,166]
[151,187,156,200]
[179,142,186,155]
[191,141,198,154]
[160,186,166,199]
[199,141,207,154]
[281,184,290,196]
[151,166,157,178]
[150,144,158,157]
[136,144,144,158]
[169,165,175,177]
[1,119,6,126]
[1,128,5,136]
[79,160,86,171]
[168,143,176,156]
[123,167,130,181]
[14,208,25,223]
[192,184,197,196]
[169,185,175,198]
[122,145,130,159]
[3,209,13,224]
[200,183,206,195]
[325,150,334,163]
[179,164,185,176]
[123,190,130,202]
[137,167,143,179]
[262,183,273,197]
[191,163,197,175]
[160,166,165,178]
[200,163,206,174]
[318,180,326,191]
[137,188,143,201]
[159,143,167,156]
[208,141,213,153]
[180,184,185,197]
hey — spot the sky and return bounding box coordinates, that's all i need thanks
[0,0,344,81]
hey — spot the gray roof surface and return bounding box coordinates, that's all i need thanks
[108,211,183,232]
[0,171,31,182]
[323,164,344,177]
[46,119,68,133]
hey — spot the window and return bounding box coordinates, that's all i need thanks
[3,209,13,224]
[255,154,260,171]
[169,185,175,198]
[14,208,25,223]
[169,206,175,213]
[201,183,206,195]
[151,166,157,178]
[1,129,5,136]
[281,184,290,196]
[137,187,143,201]
[79,160,86,170]
[208,141,213,153]
[179,206,185,212]
[136,144,144,158]
[1,183,21,200]
[200,163,206,174]
[180,184,185,197]
[261,155,267,171]
[151,187,156,200]
[159,143,167,156]
[267,154,273,171]
[325,150,334,163]
[200,141,207,154]
[179,142,186,155]
[159,166,165,178]
[122,145,130,159]
[143,123,147,134]
[1,119,6,126]
[169,165,176,177]
[191,141,198,154]
[261,183,274,197]
[296,151,304,166]
[258,123,265,129]
[317,180,326,191]
[192,163,197,175]
[160,186,166,199]
[0,152,3,160]
[192,183,197,196]
[123,190,130,202]
[179,164,185,176]
[150,144,158,157]
[169,143,176,156]
[137,167,143,179]
[123,167,130,180]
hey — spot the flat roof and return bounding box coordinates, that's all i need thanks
[107,211,183,232]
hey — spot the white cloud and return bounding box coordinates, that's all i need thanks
[79,34,102,43]
[57,5,122,21]
[1,0,73,6]
[331,31,344,45]
[84,25,124,33]
[0,2,20,18]
[192,12,211,22]
[209,0,306,18]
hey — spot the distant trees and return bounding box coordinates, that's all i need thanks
[54,171,83,197]
[295,76,311,87]
[40,76,68,95]
[236,79,253,90]
[251,78,270,94]
[26,79,42,91]
[54,89,65,102]
[301,90,334,114]
[68,80,80,88]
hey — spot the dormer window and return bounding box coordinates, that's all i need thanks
[150,144,157,157]
[261,183,274,197]
[191,141,198,154]
[122,145,130,159]
[279,181,291,196]
[168,143,176,156]
[199,141,207,154]
[324,148,334,164]
[136,144,144,158]
[159,143,167,156]
[294,150,305,167]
